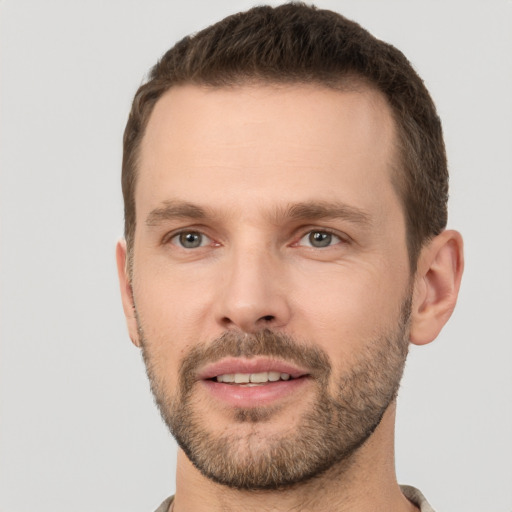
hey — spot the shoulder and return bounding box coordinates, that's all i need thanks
[400,485,436,512]
[154,495,174,512]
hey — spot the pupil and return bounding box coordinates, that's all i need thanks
[180,232,201,248]
[310,231,331,247]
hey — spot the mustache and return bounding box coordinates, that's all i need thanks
[178,329,331,393]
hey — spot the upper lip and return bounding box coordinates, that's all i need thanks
[197,357,310,380]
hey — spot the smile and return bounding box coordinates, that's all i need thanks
[214,371,292,384]
[198,358,311,407]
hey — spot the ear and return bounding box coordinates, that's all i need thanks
[116,239,141,347]
[409,230,464,346]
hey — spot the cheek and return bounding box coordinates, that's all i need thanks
[132,264,216,356]
[289,263,406,362]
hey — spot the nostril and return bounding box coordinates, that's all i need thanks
[219,313,280,330]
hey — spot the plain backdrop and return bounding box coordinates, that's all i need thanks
[1,1,511,511]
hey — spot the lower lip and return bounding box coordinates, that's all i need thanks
[201,377,310,408]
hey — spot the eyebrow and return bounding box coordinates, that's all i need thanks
[281,201,371,225]
[146,201,209,226]
[145,199,371,227]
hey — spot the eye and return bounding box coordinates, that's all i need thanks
[298,230,342,248]
[170,231,211,249]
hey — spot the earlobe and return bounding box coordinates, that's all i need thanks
[409,230,464,346]
[115,239,141,348]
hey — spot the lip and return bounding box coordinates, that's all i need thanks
[197,357,311,408]
[201,378,309,408]
[197,357,310,380]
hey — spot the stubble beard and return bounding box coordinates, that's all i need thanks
[139,298,411,491]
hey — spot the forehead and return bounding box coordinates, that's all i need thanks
[137,83,400,225]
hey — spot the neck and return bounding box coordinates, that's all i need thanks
[172,404,419,512]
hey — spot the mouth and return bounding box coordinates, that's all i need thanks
[213,371,294,385]
[198,358,311,407]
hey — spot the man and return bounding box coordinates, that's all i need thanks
[116,3,463,511]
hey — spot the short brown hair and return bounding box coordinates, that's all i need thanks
[122,2,448,272]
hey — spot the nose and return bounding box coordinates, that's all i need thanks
[214,244,292,333]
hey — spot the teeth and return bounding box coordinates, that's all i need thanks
[250,372,269,383]
[216,371,292,384]
[268,371,281,382]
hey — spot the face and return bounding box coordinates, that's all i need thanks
[123,84,413,489]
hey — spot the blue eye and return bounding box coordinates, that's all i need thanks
[172,231,210,249]
[299,230,341,248]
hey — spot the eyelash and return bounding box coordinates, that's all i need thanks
[166,230,214,249]
[295,228,347,249]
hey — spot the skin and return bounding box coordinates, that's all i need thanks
[117,84,464,511]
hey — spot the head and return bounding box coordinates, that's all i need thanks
[117,3,463,492]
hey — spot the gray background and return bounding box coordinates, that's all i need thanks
[1,1,511,511]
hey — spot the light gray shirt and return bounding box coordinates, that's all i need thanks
[154,485,436,511]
